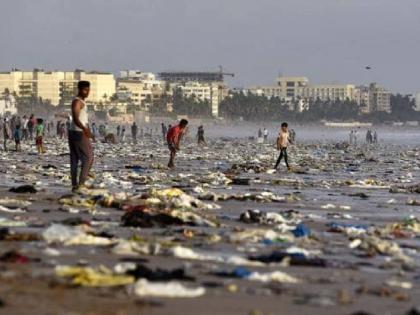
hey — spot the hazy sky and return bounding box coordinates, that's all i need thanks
[1,0,419,93]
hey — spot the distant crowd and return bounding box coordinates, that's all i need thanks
[0,114,208,153]
[349,129,378,145]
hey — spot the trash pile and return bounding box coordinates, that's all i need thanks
[0,132,419,314]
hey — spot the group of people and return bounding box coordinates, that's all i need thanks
[366,129,378,144]
[1,115,46,153]
[257,128,269,143]
[67,81,194,191]
[349,129,378,145]
[111,122,203,145]
[2,80,293,192]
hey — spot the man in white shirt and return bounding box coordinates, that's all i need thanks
[22,115,29,141]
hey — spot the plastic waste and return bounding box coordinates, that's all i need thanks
[56,265,135,287]
[43,224,115,246]
[132,279,205,298]
[216,267,300,283]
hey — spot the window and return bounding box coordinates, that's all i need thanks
[286,81,295,87]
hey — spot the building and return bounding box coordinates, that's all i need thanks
[276,76,310,98]
[0,69,116,107]
[249,76,355,104]
[415,92,420,111]
[249,76,309,99]
[117,71,167,110]
[300,84,356,101]
[178,81,227,117]
[81,71,116,105]
[355,83,391,113]
[157,70,234,117]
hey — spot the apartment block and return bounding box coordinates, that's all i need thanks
[117,71,166,109]
[355,83,391,113]
[249,76,355,103]
[0,69,116,106]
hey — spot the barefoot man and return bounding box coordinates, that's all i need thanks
[69,81,94,191]
[274,122,292,171]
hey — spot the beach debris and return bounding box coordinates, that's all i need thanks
[132,279,205,298]
[56,265,135,287]
[42,224,115,246]
[215,267,300,283]
[9,185,37,194]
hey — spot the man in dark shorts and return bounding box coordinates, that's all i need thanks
[166,119,188,168]
[69,81,94,191]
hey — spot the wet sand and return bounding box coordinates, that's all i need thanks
[0,126,419,315]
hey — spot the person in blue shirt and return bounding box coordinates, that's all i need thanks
[13,124,22,152]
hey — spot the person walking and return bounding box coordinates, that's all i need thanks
[274,122,292,171]
[263,128,269,143]
[131,122,138,143]
[22,115,29,141]
[2,118,10,151]
[28,114,35,140]
[35,118,46,154]
[197,125,207,146]
[121,127,126,142]
[161,123,168,142]
[13,124,22,152]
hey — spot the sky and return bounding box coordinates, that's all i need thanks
[0,0,419,93]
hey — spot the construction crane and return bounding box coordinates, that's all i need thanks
[219,66,234,78]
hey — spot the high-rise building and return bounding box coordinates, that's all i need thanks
[354,83,391,113]
[0,69,116,106]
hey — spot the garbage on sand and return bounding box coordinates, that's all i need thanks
[131,279,206,298]
[56,265,135,287]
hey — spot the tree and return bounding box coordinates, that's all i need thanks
[390,94,417,121]
[150,93,171,115]
[172,88,212,118]
[220,93,362,122]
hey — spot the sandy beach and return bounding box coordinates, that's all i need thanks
[0,124,419,315]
